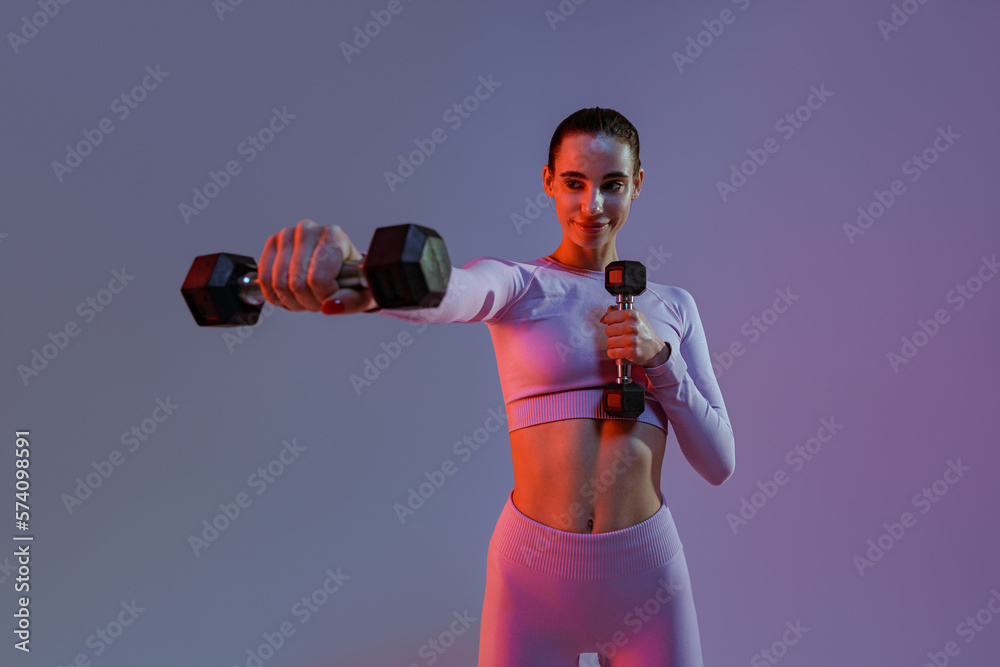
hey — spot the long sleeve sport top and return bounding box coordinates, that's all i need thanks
[374,254,735,483]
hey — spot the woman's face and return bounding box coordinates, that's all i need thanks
[543,132,643,251]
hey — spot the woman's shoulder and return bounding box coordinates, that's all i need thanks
[643,280,699,327]
[458,256,550,283]
[644,279,695,305]
[447,257,548,303]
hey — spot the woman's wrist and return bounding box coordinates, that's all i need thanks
[644,342,672,368]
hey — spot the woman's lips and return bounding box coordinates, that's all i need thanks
[575,220,607,232]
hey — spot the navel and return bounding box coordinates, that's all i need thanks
[586,516,594,533]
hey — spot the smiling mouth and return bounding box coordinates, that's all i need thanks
[575,220,607,230]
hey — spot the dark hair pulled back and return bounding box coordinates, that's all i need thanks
[547,107,641,179]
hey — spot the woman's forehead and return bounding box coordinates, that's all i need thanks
[557,134,631,173]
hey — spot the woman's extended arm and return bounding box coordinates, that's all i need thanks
[371,256,527,325]
[643,289,736,486]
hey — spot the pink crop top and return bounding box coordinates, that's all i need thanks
[373,255,733,460]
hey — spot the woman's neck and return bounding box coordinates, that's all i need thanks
[548,244,619,272]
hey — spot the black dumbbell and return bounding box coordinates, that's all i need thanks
[601,260,646,419]
[180,223,451,327]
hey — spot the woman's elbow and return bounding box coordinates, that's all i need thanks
[708,455,735,486]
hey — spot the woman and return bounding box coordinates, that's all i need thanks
[257,107,735,666]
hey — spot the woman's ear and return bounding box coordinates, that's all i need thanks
[542,164,554,197]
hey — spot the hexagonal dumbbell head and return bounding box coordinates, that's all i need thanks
[364,224,451,309]
[604,260,646,298]
[180,252,261,327]
[602,380,646,418]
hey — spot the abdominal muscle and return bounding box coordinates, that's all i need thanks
[509,418,667,534]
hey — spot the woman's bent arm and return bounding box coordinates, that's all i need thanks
[644,289,736,486]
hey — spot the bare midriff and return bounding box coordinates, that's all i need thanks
[509,418,667,534]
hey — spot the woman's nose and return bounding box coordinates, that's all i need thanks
[583,190,603,214]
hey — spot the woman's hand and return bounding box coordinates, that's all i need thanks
[600,305,674,368]
[257,219,377,315]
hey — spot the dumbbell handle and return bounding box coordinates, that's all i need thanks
[233,257,367,306]
[614,293,635,385]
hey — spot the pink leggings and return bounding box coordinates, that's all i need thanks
[478,489,704,666]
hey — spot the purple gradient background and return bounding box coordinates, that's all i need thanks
[2,1,999,665]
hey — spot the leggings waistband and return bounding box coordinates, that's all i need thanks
[489,489,684,580]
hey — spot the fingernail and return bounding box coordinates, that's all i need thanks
[322,299,344,315]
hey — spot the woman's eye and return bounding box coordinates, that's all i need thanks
[563,181,624,191]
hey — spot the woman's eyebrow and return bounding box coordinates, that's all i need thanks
[558,170,629,179]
